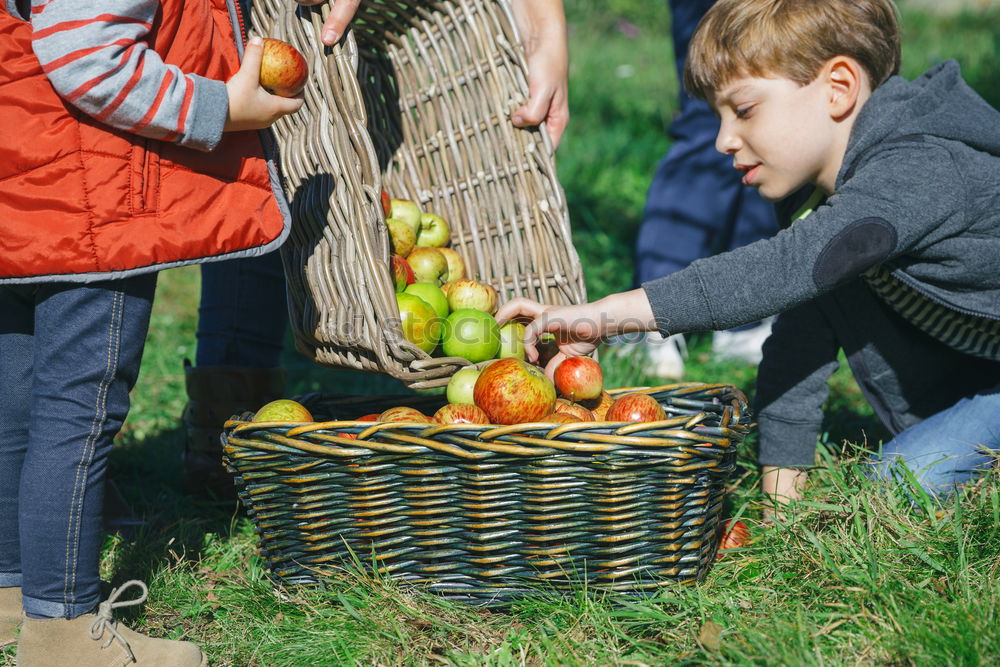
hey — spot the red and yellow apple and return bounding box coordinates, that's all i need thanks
[540,412,579,424]
[406,247,448,286]
[391,254,415,292]
[259,38,308,98]
[580,390,614,420]
[441,309,501,363]
[253,398,313,423]
[716,519,751,560]
[395,293,441,354]
[380,189,391,218]
[446,366,481,405]
[446,279,497,314]
[433,403,490,425]
[473,358,556,425]
[553,400,595,421]
[437,248,466,283]
[605,393,666,423]
[553,356,603,402]
[378,406,432,423]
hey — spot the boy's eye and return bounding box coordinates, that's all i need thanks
[735,105,753,119]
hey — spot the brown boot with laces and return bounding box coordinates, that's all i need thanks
[16,580,206,666]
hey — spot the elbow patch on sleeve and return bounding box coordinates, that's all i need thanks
[812,217,897,290]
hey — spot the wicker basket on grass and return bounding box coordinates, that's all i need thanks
[250,0,586,389]
[223,382,752,605]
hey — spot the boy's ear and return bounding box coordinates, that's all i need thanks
[825,56,867,120]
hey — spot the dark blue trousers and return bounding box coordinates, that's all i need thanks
[634,0,779,292]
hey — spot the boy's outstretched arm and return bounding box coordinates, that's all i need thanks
[30,1,301,151]
[495,288,657,366]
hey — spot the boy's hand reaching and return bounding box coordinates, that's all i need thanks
[224,37,304,132]
[495,289,659,369]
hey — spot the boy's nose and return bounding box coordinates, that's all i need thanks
[715,123,741,155]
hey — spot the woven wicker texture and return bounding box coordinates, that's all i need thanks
[224,383,751,604]
[250,0,586,389]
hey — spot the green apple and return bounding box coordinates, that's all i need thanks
[386,217,415,257]
[416,212,451,247]
[498,321,526,360]
[404,282,449,320]
[395,293,441,354]
[446,366,482,405]
[441,309,501,362]
[390,198,421,234]
[406,247,448,285]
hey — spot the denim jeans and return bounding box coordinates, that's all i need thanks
[866,390,1000,497]
[196,252,287,367]
[0,275,156,618]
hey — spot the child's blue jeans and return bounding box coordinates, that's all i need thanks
[0,275,156,618]
[865,390,1000,497]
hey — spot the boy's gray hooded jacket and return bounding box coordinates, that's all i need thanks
[642,61,1000,466]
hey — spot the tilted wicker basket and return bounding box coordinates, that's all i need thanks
[223,382,752,605]
[250,0,586,389]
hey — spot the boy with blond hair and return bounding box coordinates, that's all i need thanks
[497,0,1000,513]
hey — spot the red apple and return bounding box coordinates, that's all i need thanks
[391,254,415,292]
[380,189,391,218]
[378,406,432,423]
[387,218,415,257]
[473,358,556,425]
[580,391,614,420]
[395,293,441,354]
[437,248,466,283]
[406,247,448,285]
[259,38,308,98]
[253,398,313,423]
[446,366,481,405]
[446,279,497,314]
[605,393,666,423]
[553,356,603,402]
[540,412,579,424]
[416,212,451,247]
[390,198,421,235]
[433,403,490,425]
[357,413,380,421]
[553,401,595,421]
[716,519,751,560]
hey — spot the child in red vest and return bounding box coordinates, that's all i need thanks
[0,1,301,663]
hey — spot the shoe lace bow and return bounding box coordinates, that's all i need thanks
[88,579,149,662]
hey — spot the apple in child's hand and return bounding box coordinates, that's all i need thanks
[252,398,313,423]
[446,367,482,405]
[433,403,490,425]
[395,293,441,354]
[498,321,526,360]
[605,393,666,423]
[259,38,308,98]
[437,248,466,283]
[416,212,451,248]
[391,254,415,292]
[406,247,448,285]
[446,279,497,314]
[441,309,501,363]
[387,218,416,257]
[390,198,422,235]
[380,189,391,218]
[473,358,556,425]
[379,406,432,423]
[553,356,603,402]
[404,282,449,320]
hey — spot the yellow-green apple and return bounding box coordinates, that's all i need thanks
[446,366,481,405]
[406,247,448,285]
[580,390,614,420]
[380,189,391,218]
[259,38,308,98]
[553,356,603,402]
[446,279,497,314]
[404,282,449,320]
[379,406,432,423]
[553,400,595,421]
[253,398,313,422]
[437,247,466,282]
[391,254,415,292]
[433,403,490,425]
[387,218,415,257]
[605,393,666,423]
[441,309,500,363]
[389,198,421,235]
[498,321,526,360]
[416,212,450,247]
[473,358,556,425]
[395,293,441,354]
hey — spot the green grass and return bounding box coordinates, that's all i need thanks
[7,2,999,664]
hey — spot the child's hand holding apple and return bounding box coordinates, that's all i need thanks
[224,36,305,132]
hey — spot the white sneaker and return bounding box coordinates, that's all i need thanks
[711,318,774,365]
[644,331,687,379]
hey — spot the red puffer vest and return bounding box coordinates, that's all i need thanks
[0,0,289,283]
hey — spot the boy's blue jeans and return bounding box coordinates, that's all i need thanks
[866,390,1000,496]
[0,276,156,618]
